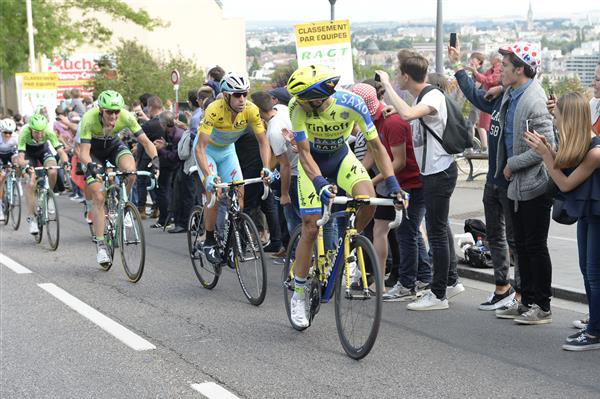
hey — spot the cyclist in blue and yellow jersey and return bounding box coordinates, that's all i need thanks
[194,72,272,263]
[287,64,408,328]
[79,90,159,266]
[16,114,70,235]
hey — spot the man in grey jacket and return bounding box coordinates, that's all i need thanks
[492,42,555,324]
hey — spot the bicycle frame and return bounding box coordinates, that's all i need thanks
[33,166,61,224]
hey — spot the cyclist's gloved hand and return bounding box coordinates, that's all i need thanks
[150,156,160,172]
[85,162,98,185]
[385,176,401,196]
[204,175,217,192]
[261,167,272,181]
[312,176,335,206]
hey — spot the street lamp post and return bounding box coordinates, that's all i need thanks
[435,0,443,73]
[26,0,35,72]
[329,0,336,21]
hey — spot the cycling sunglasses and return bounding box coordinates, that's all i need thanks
[231,92,248,98]
[104,109,121,115]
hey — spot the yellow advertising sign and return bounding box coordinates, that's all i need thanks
[294,20,350,48]
[16,72,59,90]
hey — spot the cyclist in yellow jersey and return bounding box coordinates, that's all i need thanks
[194,72,272,263]
[287,64,408,328]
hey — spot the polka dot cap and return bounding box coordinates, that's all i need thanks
[351,83,381,116]
[498,41,541,70]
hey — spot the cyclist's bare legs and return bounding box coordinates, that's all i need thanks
[24,169,36,216]
[116,154,137,195]
[295,214,321,279]
[90,181,105,237]
[352,180,376,232]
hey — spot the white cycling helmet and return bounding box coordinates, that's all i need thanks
[2,118,16,133]
[219,72,250,93]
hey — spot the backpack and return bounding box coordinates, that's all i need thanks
[416,85,472,170]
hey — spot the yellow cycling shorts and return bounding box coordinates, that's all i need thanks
[297,149,370,215]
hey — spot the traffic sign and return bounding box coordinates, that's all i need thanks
[170,69,180,85]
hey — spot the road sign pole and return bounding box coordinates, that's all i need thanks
[174,84,179,115]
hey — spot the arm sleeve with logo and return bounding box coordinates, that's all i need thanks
[350,98,378,141]
[45,127,63,149]
[78,112,93,144]
[247,103,265,135]
[122,110,143,137]
[17,127,29,152]
[288,98,307,142]
[198,103,218,136]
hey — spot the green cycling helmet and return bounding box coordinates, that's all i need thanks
[28,113,48,131]
[97,90,125,110]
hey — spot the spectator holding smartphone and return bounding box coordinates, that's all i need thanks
[524,91,600,350]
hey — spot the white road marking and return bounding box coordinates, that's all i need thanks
[37,283,156,351]
[449,221,576,242]
[191,382,240,399]
[0,253,32,274]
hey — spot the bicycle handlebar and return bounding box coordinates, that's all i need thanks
[206,177,270,208]
[316,196,405,229]
[104,170,157,191]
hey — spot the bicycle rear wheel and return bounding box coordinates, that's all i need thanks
[119,202,145,282]
[9,180,21,230]
[187,206,220,289]
[282,226,319,331]
[46,191,60,251]
[233,212,267,306]
[334,234,382,360]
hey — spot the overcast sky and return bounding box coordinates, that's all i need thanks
[222,0,599,23]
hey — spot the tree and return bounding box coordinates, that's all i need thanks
[249,57,260,76]
[0,0,164,74]
[90,41,204,106]
[270,62,298,87]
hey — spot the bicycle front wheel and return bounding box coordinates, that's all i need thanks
[187,206,220,289]
[100,213,116,271]
[46,191,60,251]
[119,202,145,282]
[34,193,43,244]
[9,180,21,230]
[334,234,382,360]
[233,212,267,306]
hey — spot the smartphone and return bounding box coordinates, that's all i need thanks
[526,119,530,132]
[549,87,555,101]
[374,72,380,82]
[450,33,457,48]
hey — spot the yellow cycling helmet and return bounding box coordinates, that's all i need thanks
[287,65,340,100]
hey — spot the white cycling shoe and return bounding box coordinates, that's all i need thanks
[27,217,39,235]
[290,297,309,328]
[96,242,111,265]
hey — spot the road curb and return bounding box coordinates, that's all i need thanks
[457,264,588,304]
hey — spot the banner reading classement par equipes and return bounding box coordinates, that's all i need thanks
[294,20,354,86]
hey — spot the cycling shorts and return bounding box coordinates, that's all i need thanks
[193,139,243,185]
[90,138,131,168]
[297,145,370,215]
[23,143,55,167]
[0,152,16,166]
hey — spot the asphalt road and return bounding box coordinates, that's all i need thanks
[1,195,598,399]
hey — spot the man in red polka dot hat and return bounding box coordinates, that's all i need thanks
[493,40,556,325]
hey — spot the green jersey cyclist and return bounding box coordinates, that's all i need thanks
[194,72,272,263]
[16,114,69,235]
[287,64,407,328]
[78,90,159,266]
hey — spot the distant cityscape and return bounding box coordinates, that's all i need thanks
[245,2,600,89]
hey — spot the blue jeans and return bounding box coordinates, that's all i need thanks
[577,216,600,336]
[283,176,302,236]
[397,187,431,288]
[423,162,458,299]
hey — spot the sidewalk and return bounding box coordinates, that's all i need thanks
[450,175,585,304]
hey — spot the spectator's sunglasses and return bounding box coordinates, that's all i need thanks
[231,92,248,98]
[104,109,121,115]
[1,131,11,135]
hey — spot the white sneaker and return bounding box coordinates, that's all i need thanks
[446,282,465,299]
[27,217,39,235]
[383,282,416,302]
[85,211,93,225]
[573,314,589,330]
[96,243,111,265]
[290,297,309,328]
[123,212,133,228]
[406,290,449,311]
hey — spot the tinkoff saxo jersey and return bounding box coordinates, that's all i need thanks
[197,98,265,147]
[289,90,378,153]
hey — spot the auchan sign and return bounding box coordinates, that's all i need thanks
[45,53,103,99]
